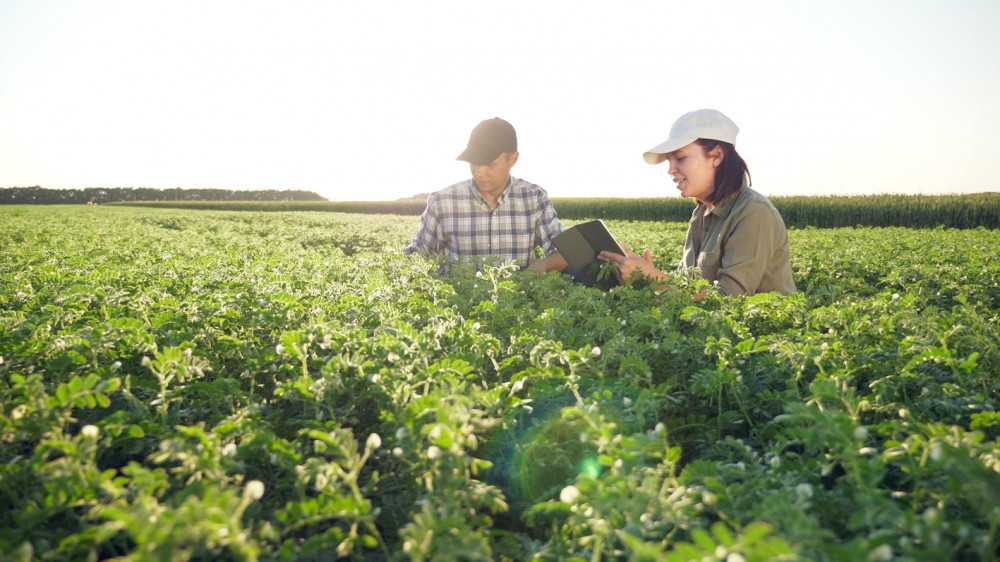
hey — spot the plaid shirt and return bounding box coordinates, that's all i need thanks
[404,177,564,266]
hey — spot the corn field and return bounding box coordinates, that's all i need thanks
[111,192,1000,229]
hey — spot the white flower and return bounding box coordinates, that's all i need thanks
[245,480,265,501]
[81,425,99,438]
[559,485,580,503]
[510,379,525,395]
[930,443,944,462]
[869,544,893,561]
[395,426,408,440]
[590,346,601,358]
[795,483,813,500]
[392,447,403,457]
[427,445,441,459]
[853,426,868,441]
[654,422,666,437]
[222,443,237,456]
[366,433,382,450]
[275,344,285,355]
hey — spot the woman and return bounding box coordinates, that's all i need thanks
[599,109,795,296]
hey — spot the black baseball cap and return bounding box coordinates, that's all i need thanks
[456,117,518,165]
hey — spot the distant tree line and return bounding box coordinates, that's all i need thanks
[0,186,327,204]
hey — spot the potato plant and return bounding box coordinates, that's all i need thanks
[1,205,998,561]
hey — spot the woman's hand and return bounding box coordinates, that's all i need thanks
[597,243,670,284]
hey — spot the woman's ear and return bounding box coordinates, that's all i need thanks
[710,145,725,168]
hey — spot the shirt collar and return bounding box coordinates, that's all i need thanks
[701,184,747,219]
[468,177,514,208]
[496,178,513,205]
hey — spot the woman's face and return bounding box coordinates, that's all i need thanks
[665,142,723,203]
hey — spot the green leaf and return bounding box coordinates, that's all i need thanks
[711,521,735,547]
[740,522,772,545]
[691,527,716,552]
[56,383,70,404]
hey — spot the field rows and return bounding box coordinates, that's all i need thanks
[1,205,999,560]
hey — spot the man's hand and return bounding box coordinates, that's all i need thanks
[528,251,569,274]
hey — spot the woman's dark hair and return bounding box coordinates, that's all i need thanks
[694,139,751,204]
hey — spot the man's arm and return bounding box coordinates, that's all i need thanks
[404,196,444,257]
[527,250,569,273]
[530,193,568,272]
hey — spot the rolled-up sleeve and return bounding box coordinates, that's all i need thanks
[533,195,564,255]
[404,196,445,257]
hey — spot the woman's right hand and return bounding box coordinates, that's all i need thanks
[598,243,668,284]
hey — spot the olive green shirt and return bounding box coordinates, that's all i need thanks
[681,187,796,296]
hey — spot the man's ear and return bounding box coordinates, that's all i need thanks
[508,151,519,167]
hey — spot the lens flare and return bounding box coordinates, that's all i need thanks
[483,387,640,506]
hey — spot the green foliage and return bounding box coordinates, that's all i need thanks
[0,204,998,560]
[98,192,1000,229]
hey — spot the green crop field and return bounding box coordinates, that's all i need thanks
[2,205,999,561]
[110,192,1000,229]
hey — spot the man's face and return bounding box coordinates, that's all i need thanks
[471,152,518,195]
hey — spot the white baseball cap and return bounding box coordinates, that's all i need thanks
[643,109,740,165]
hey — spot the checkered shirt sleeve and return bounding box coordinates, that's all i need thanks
[403,178,563,266]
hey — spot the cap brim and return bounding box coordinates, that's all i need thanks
[457,146,503,166]
[642,137,697,165]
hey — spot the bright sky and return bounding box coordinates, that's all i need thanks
[2,0,999,201]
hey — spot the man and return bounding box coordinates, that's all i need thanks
[404,117,568,272]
